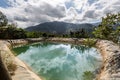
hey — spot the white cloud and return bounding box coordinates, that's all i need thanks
[0,0,67,28]
[0,0,120,28]
[69,0,120,23]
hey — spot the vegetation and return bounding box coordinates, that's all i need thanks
[0,25,27,39]
[82,38,97,47]
[0,11,8,27]
[82,71,94,80]
[69,28,88,38]
[93,13,120,42]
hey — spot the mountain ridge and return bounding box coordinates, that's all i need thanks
[25,21,99,34]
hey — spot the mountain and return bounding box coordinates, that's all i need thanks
[25,21,98,34]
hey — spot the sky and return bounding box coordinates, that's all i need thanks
[0,0,120,28]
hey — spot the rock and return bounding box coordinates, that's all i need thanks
[96,40,120,80]
[0,40,42,80]
[12,58,41,80]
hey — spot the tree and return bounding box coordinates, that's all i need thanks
[42,33,47,37]
[70,31,74,38]
[112,26,120,42]
[80,28,88,38]
[93,13,120,42]
[0,24,27,39]
[13,28,27,39]
[0,11,8,27]
[69,29,88,38]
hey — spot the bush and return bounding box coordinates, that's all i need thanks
[7,62,17,75]
[93,13,120,42]
[83,71,95,80]
[83,38,97,47]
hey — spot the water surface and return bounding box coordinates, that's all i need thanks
[13,42,102,80]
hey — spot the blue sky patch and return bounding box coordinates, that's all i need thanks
[0,0,10,8]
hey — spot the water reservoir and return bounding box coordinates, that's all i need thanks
[13,42,102,80]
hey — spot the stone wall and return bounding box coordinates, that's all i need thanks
[96,40,120,80]
[6,38,86,45]
[0,40,41,80]
[1,38,120,80]
[0,40,16,75]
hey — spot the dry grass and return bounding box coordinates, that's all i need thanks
[7,62,17,75]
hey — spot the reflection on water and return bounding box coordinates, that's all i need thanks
[13,42,102,80]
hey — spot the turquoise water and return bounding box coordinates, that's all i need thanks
[13,42,102,80]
